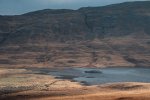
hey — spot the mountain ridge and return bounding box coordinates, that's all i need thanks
[0,1,150,68]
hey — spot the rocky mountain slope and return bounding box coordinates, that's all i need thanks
[0,1,150,68]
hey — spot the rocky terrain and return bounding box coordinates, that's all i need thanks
[0,1,150,68]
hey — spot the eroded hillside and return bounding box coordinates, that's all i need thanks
[0,1,150,68]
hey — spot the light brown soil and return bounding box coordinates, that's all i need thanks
[0,68,150,100]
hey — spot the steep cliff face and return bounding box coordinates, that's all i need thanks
[0,1,150,68]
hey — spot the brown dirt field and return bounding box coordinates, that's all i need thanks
[0,68,150,100]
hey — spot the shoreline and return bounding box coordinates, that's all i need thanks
[0,67,150,100]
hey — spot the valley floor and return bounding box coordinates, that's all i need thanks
[0,68,150,100]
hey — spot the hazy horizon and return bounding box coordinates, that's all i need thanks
[0,0,147,15]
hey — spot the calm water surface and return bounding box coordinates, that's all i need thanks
[31,67,150,85]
